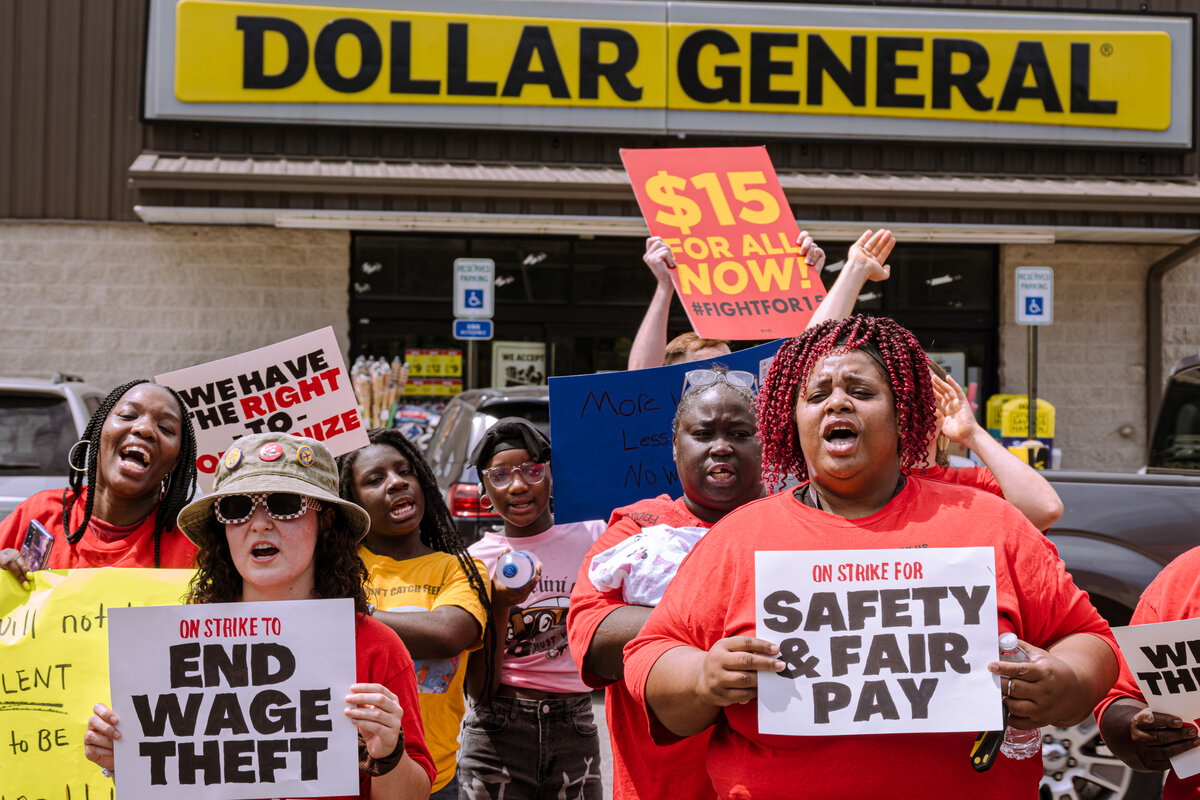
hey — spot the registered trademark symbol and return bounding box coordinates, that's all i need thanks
[1100,43,1113,56]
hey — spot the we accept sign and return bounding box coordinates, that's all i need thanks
[755,548,1002,736]
[108,599,358,800]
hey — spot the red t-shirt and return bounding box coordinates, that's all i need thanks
[567,494,717,800]
[1095,545,1200,799]
[323,614,436,799]
[624,477,1116,800]
[0,488,197,569]
[914,465,1004,497]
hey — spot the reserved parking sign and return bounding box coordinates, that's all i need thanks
[1015,267,1054,325]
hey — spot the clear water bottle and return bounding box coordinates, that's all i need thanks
[496,550,536,589]
[998,632,1042,760]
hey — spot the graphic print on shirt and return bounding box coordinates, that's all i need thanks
[387,604,458,693]
[506,595,571,659]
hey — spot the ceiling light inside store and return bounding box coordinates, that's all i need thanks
[925,274,962,287]
[857,292,880,302]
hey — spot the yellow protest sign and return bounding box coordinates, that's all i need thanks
[0,568,193,799]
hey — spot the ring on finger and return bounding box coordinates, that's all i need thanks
[1006,678,1015,699]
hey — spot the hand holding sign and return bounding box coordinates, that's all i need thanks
[346,682,405,760]
[1129,705,1200,770]
[84,703,121,774]
[699,637,785,708]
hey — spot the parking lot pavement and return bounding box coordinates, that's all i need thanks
[593,689,613,800]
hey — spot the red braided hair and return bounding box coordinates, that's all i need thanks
[758,314,937,491]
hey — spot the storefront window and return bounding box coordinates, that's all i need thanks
[350,234,997,401]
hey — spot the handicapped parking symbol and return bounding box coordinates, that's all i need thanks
[1025,297,1043,315]
[465,289,483,308]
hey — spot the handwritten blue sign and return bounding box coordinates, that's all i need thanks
[549,340,783,524]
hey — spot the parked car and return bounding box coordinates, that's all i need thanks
[424,386,550,544]
[0,375,107,519]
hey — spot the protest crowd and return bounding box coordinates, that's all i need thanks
[1,227,1197,800]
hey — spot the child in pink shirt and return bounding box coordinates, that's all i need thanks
[461,417,605,800]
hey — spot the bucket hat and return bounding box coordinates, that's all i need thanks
[176,432,370,545]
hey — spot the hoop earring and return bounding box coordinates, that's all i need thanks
[68,439,91,473]
[479,491,492,511]
[161,473,172,496]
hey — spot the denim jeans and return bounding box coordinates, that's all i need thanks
[457,693,602,800]
[430,773,460,799]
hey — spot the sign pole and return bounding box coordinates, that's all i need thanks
[467,340,476,391]
[1027,325,1038,454]
[1014,266,1053,469]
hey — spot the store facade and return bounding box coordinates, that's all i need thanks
[3,0,1199,470]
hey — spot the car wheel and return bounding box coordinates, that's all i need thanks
[1038,716,1164,800]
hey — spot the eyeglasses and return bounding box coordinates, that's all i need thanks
[682,369,758,396]
[480,461,547,490]
[213,493,319,525]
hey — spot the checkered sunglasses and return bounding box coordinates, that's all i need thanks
[213,492,320,525]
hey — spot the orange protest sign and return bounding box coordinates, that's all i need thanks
[621,146,825,340]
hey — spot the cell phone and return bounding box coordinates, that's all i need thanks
[19,520,54,572]
[970,729,1004,773]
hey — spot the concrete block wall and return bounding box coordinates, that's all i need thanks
[1161,252,1200,394]
[998,243,1173,472]
[0,221,351,392]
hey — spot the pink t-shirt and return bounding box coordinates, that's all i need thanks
[469,520,605,693]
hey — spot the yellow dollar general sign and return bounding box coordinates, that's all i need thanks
[148,0,1190,147]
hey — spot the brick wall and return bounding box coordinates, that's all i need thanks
[0,221,351,391]
[998,243,1174,472]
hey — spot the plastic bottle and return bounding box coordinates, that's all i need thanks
[998,632,1042,760]
[496,550,536,589]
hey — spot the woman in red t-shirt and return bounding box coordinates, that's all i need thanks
[0,379,200,582]
[82,431,435,799]
[625,315,1118,799]
[567,367,763,800]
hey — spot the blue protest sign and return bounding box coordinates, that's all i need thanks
[549,340,783,524]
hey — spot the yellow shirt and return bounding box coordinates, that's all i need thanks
[360,548,490,792]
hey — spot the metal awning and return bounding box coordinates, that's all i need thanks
[128,153,1200,243]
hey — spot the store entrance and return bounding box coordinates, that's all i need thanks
[349,233,655,404]
[349,232,999,411]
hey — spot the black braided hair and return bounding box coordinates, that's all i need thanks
[338,428,497,700]
[63,380,198,567]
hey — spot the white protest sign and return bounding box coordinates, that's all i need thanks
[108,598,359,800]
[156,328,368,491]
[755,547,1001,736]
[1112,618,1200,779]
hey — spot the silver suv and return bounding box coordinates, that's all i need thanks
[0,375,106,519]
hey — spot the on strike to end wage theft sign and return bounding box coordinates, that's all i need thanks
[1112,618,1200,780]
[755,547,1001,736]
[156,327,369,492]
[622,146,825,340]
[0,568,193,799]
[108,598,359,799]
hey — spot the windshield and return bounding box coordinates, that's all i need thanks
[0,393,75,477]
[1150,367,1200,471]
